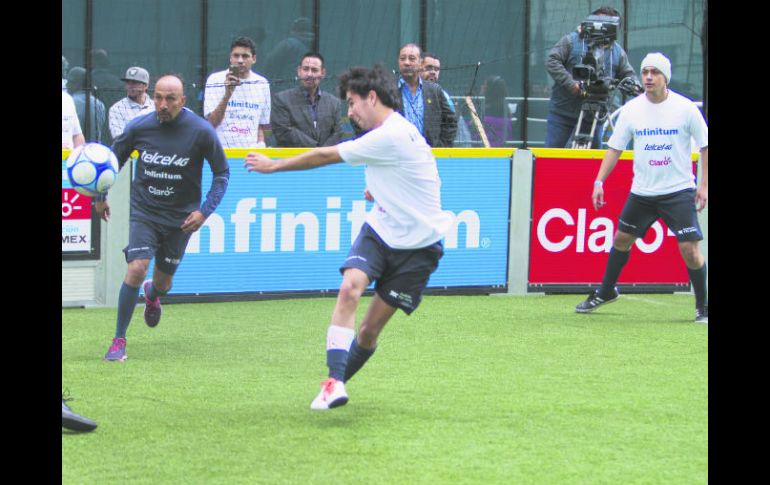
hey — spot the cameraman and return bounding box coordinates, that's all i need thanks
[545,6,638,148]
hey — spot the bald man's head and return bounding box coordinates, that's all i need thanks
[153,75,186,123]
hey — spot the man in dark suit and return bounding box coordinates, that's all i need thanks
[396,43,457,147]
[271,52,344,147]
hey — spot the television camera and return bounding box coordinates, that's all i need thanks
[569,15,641,149]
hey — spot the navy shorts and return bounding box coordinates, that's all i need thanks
[123,218,192,275]
[617,189,703,242]
[340,224,444,315]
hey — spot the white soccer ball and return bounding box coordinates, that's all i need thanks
[66,143,120,196]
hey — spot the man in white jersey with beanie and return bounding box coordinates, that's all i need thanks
[244,64,455,410]
[574,52,708,323]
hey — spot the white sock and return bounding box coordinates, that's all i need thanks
[326,325,355,351]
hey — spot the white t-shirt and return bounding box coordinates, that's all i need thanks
[62,91,82,149]
[203,69,271,148]
[337,111,456,249]
[608,89,708,196]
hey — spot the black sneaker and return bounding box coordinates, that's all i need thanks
[62,396,98,432]
[143,279,162,327]
[575,287,619,313]
[695,305,708,324]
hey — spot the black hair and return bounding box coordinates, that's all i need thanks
[399,43,423,58]
[338,64,399,110]
[422,52,439,62]
[230,36,257,57]
[299,52,325,68]
[592,6,621,20]
[482,75,509,117]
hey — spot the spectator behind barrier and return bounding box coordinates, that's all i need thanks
[396,43,457,147]
[481,76,513,147]
[544,6,638,149]
[67,67,108,143]
[109,66,155,139]
[204,36,271,148]
[420,52,472,147]
[271,52,344,147]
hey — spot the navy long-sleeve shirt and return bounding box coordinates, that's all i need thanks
[110,107,230,227]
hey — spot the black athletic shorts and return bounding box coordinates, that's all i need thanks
[123,218,193,275]
[617,188,703,242]
[340,223,444,315]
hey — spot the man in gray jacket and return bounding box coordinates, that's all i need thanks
[545,6,638,148]
[271,52,344,147]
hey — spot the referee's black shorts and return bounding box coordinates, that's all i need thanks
[617,188,703,242]
[340,223,444,314]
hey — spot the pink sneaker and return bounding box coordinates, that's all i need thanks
[104,337,127,361]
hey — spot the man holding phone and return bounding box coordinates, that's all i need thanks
[204,36,271,148]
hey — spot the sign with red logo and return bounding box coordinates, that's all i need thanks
[62,189,92,252]
[529,155,693,286]
[62,189,91,220]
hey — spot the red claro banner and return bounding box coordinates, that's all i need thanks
[529,153,694,286]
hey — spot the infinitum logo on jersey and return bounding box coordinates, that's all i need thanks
[141,151,190,167]
[227,100,261,109]
[635,127,679,137]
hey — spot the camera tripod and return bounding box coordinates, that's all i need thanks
[570,77,642,149]
[570,94,610,150]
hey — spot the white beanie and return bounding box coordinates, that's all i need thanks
[640,52,671,83]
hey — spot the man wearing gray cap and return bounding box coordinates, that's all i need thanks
[109,66,155,138]
[575,52,709,324]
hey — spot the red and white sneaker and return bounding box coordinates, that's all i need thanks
[310,378,348,410]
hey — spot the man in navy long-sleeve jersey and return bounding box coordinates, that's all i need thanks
[96,73,230,361]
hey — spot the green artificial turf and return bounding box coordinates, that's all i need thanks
[62,293,707,484]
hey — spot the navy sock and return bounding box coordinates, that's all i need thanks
[115,282,141,338]
[688,262,708,308]
[327,349,349,381]
[601,247,631,296]
[343,339,376,383]
[145,281,158,301]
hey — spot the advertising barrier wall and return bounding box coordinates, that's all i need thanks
[63,147,703,305]
[528,149,695,291]
[160,149,511,296]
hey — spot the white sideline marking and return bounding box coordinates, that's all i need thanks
[622,295,688,306]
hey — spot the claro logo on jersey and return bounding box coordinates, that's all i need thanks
[649,156,672,166]
[187,196,481,253]
[229,126,252,135]
[536,207,675,254]
[140,151,190,167]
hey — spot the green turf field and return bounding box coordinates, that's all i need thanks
[62,293,707,484]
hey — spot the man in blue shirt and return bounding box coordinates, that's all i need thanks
[396,43,457,147]
[96,73,230,362]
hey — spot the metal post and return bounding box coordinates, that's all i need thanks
[506,149,534,295]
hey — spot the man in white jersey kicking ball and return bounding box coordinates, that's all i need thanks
[575,52,709,323]
[244,65,455,409]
